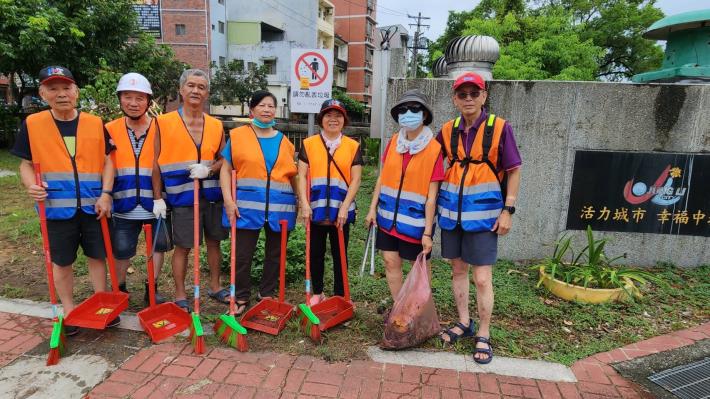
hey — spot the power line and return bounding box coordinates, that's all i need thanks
[407,12,430,78]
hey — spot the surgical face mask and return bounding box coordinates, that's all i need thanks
[252,118,276,129]
[398,110,424,131]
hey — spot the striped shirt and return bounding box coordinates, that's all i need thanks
[113,125,155,221]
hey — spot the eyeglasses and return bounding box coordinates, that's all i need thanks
[456,91,484,100]
[395,103,424,115]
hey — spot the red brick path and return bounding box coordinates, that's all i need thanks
[1,311,708,398]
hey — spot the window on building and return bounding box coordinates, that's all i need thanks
[218,0,224,4]
[219,56,226,66]
[175,24,186,36]
[364,73,371,88]
[218,21,225,34]
[211,24,215,31]
[247,62,257,71]
[263,59,277,75]
[233,59,245,72]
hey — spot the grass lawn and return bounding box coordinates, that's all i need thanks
[0,148,708,365]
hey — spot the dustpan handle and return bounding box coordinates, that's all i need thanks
[360,224,372,276]
[34,164,59,316]
[144,224,156,308]
[100,217,120,293]
[337,226,350,302]
[279,219,287,303]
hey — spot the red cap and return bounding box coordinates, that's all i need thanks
[452,72,485,91]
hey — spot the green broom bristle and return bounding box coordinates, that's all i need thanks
[214,314,247,350]
[190,313,205,354]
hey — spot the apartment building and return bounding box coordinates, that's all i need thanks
[331,0,376,106]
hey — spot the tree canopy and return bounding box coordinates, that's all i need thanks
[0,0,187,106]
[210,60,269,115]
[428,0,664,81]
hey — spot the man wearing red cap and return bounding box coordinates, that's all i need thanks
[12,66,116,334]
[436,72,522,364]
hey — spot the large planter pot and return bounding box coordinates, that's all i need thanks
[538,266,637,304]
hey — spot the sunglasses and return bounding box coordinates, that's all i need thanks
[456,90,484,100]
[395,103,424,115]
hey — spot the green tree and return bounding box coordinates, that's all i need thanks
[0,0,137,99]
[209,60,268,116]
[79,59,122,122]
[428,0,664,81]
[120,34,189,109]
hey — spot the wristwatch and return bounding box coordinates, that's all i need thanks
[502,206,516,215]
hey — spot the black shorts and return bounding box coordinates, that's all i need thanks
[375,228,431,262]
[46,211,106,267]
[172,201,228,248]
[440,227,498,266]
[110,215,173,260]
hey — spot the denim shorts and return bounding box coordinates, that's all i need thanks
[110,216,173,260]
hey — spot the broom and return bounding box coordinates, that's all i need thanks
[34,164,65,365]
[189,179,205,354]
[213,169,248,351]
[298,173,321,342]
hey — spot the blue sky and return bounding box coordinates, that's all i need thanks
[376,0,707,40]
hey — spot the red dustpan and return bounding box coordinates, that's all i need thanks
[65,217,129,329]
[308,226,354,331]
[138,223,190,342]
[241,220,294,335]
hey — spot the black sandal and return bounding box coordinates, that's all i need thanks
[473,336,494,364]
[439,319,475,345]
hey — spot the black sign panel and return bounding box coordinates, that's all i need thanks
[566,151,710,236]
[133,1,161,38]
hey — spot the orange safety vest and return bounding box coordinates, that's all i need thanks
[156,110,223,206]
[225,125,297,232]
[106,117,157,213]
[27,110,105,220]
[302,134,359,224]
[377,133,441,240]
[438,114,505,232]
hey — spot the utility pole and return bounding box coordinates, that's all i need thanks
[408,12,430,78]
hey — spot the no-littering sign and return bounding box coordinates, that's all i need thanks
[290,49,333,113]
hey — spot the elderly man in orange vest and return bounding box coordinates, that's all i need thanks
[12,66,116,335]
[152,69,228,312]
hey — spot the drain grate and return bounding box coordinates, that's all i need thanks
[648,357,710,399]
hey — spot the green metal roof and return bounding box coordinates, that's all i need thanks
[644,9,710,40]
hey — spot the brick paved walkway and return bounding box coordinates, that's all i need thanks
[1,310,708,398]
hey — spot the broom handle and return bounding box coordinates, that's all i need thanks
[144,224,156,308]
[305,173,311,304]
[337,226,351,302]
[279,219,287,303]
[34,164,59,316]
[230,170,236,316]
[193,179,200,315]
[99,217,120,293]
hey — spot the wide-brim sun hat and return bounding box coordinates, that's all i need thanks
[390,89,433,126]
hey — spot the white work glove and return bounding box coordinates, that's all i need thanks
[187,163,210,179]
[152,199,167,219]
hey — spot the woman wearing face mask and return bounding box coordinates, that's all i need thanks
[365,89,444,301]
[297,99,363,305]
[219,90,299,315]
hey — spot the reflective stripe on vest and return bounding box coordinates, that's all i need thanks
[156,111,223,206]
[302,135,358,224]
[106,117,156,213]
[376,133,441,240]
[437,114,505,232]
[222,125,297,232]
[26,110,105,220]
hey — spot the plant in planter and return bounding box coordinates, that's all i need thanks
[536,226,665,303]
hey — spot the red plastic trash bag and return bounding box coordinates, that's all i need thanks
[381,252,440,350]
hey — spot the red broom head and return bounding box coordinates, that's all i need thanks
[310,324,321,342]
[237,334,248,352]
[46,348,60,366]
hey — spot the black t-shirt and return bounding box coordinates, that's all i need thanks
[11,113,114,160]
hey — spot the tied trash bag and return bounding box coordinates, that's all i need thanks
[381,252,440,349]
